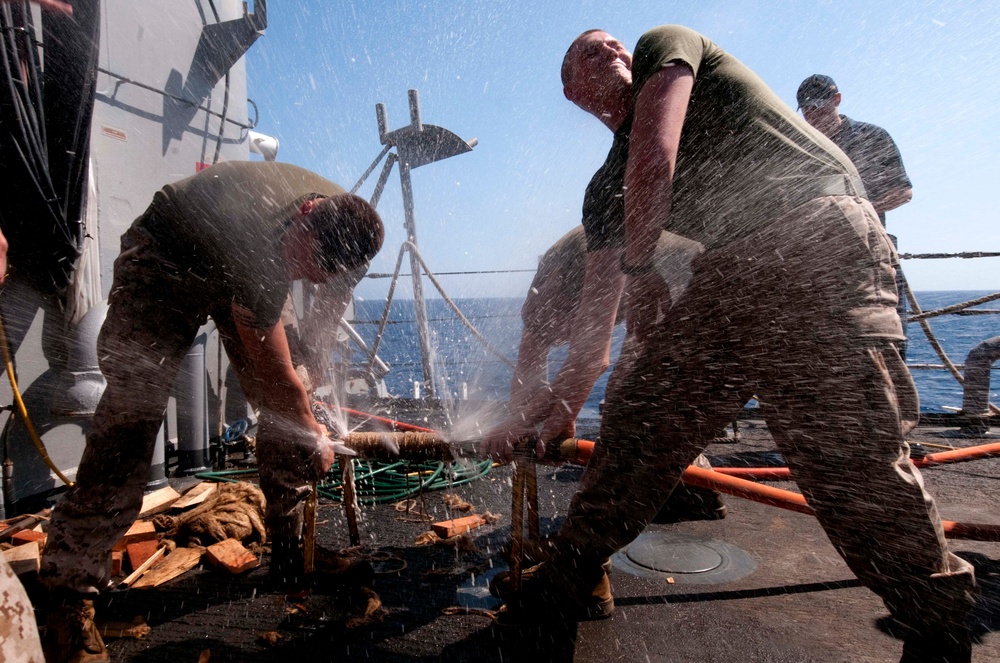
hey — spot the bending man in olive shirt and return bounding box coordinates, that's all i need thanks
[40,161,384,663]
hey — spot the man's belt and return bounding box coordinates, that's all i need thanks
[774,173,867,214]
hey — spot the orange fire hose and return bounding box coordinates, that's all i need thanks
[916,441,1000,466]
[553,438,1000,542]
[566,438,1000,478]
[680,465,1000,542]
[680,465,813,515]
[322,403,437,433]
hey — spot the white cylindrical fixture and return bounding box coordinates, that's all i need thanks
[248,130,280,162]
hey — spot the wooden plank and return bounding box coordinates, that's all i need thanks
[131,547,202,589]
[431,514,487,539]
[98,618,151,640]
[126,539,160,572]
[205,539,259,574]
[11,529,46,546]
[111,550,124,576]
[120,546,166,587]
[121,521,157,544]
[2,540,40,576]
[0,509,50,543]
[172,482,216,510]
[138,486,181,518]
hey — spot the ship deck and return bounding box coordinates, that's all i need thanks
[58,417,1000,662]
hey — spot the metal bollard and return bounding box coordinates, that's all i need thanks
[961,335,1000,436]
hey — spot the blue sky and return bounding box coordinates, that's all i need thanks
[247,0,1000,300]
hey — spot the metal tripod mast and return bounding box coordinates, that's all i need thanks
[357,89,477,397]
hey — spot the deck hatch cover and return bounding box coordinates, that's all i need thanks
[612,531,756,585]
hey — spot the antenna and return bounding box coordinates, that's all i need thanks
[352,90,477,398]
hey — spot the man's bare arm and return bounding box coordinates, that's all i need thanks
[622,63,693,340]
[480,248,624,462]
[624,63,693,268]
[538,248,626,440]
[231,304,322,433]
[232,304,337,479]
[507,326,552,413]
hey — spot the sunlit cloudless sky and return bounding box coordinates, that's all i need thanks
[247,0,1000,300]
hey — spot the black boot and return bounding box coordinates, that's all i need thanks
[269,537,307,592]
[269,538,374,593]
[503,533,612,578]
[651,484,727,524]
[897,622,972,663]
[41,596,109,663]
[899,625,972,663]
[492,561,614,625]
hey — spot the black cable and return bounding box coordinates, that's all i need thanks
[0,2,76,249]
[247,98,259,129]
[365,268,537,279]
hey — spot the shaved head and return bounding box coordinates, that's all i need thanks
[561,29,604,87]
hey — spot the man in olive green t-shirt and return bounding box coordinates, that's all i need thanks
[40,161,384,663]
[484,26,974,663]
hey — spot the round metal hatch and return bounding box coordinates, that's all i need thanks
[611,531,756,585]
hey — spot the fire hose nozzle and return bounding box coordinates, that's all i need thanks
[329,439,358,457]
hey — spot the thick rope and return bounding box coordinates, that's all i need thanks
[405,242,515,369]
[906,286,1000,415]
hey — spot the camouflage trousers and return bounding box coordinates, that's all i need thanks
[41,223,317,595]
[554,196,976,634]
[0,557,44,662]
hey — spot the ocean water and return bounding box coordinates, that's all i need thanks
[352,291,999,415]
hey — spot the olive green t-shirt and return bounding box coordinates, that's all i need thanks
[584,25,864,251]
[138,161,345,327]
[528,226,589,315]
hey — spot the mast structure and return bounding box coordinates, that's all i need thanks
[353,89,477,398]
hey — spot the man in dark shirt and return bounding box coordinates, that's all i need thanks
[485,27,974,662]
[797,75,913,225]
[39,161,384,662]
[797,74,914,354]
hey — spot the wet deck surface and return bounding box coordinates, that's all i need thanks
[62,419,1000,662]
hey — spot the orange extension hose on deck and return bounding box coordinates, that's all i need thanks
[680,465,1000,542]
[559,437,1000,542]
[681,441,1000,481]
